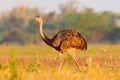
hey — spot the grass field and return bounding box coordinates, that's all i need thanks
[0,45,120,80]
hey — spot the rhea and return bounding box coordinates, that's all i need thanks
[34,16,87,70]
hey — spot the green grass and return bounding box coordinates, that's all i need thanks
[0,45,120,80]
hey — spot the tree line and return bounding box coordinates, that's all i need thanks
[0,2,120,45]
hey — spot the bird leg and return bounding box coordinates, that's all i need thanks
[67,49,81,70]
[58,52,64,71]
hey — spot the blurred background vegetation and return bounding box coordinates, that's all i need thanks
[0,0,120,45]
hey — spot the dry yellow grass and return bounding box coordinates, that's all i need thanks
[0,45,120,80]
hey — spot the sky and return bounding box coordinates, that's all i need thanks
[0,0,120,13]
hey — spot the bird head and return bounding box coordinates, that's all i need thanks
[34,16,43,24]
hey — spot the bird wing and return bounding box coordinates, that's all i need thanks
[60,31,87,50]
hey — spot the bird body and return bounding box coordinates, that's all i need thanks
[51,29,87,52]
[34,16,87,71]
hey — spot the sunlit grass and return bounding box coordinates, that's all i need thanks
[0,45,120,80]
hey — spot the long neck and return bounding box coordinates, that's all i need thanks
[39,21,52,46]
